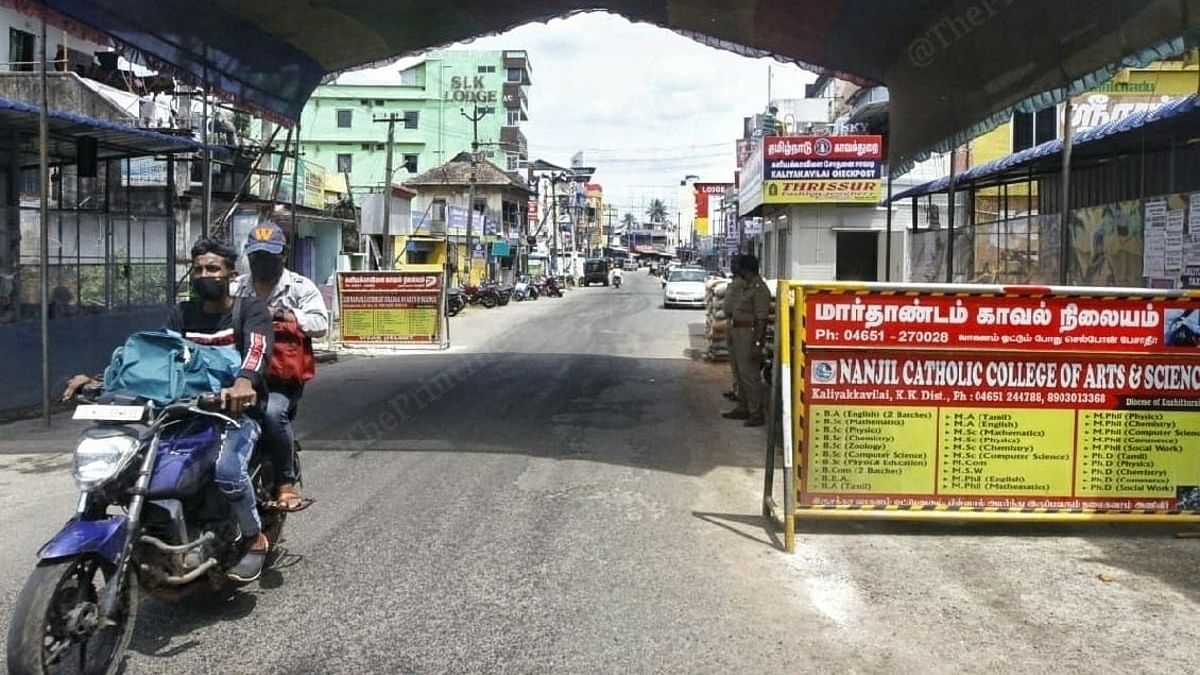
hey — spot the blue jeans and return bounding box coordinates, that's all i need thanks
[215,416,262,539]
[261,390,300,486]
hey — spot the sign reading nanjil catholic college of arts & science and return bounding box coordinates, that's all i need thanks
[797,287,1200,512]
[337,272,442,344]
[762,135,882,204]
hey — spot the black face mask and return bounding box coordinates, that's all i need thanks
[249,254,284,283]
[193,277,229,300]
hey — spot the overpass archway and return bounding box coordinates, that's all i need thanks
[20,0,1200,172]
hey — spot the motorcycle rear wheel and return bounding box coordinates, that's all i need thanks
[481,294,498,308]
[6,555,138,675]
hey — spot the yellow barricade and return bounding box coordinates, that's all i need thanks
[764,281,1200,552]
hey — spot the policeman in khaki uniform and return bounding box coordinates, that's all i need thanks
[722,256,745,402]
[723,254,771,426]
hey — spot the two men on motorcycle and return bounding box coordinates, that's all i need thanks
[64,237,275,581]
[233,223,329,512]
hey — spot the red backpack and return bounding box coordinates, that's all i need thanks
[268,320,315,387]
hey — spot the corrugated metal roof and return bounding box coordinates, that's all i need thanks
[0,94,201,166]
[887,94,1200,204]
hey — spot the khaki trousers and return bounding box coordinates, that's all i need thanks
[730,328,762,416]
[726,322,740,395]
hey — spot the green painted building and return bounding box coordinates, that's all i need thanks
[299,49,531,205]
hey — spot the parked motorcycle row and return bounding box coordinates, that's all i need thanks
[445,274,565,317]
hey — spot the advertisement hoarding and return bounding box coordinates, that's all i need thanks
[693,183,732,237]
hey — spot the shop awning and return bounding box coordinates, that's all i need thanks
[20,0,1199,173]
[886,93,1200,203]
[0,94,201,166]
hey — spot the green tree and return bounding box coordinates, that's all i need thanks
[646,199,668,224]
[621,213,637,230]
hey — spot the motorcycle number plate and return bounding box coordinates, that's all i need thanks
[73,405,144,422]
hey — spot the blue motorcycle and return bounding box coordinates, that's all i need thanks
[6,388,293,675]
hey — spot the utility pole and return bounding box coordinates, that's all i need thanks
[461,105,487,281]
[372,112,401,269]
[550,175,560,276]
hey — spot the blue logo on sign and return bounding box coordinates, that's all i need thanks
[812,361,836,383]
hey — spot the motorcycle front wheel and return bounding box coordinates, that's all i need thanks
[6,555,138,675]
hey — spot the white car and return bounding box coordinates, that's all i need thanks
[663,268,708,308]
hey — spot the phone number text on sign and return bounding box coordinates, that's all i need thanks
[805,292,1200,354]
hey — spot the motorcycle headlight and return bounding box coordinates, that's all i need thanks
[72,434,140,490]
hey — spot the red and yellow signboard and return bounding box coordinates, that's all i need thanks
[337,271,442,344]
[786,285,1200,516]
[761,135,883,204]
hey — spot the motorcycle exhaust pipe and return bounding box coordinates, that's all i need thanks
[139,531,215,554]
[141,557,218,585]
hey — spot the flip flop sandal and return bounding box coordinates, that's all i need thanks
[272,486,306,512]
[264,493,316,513]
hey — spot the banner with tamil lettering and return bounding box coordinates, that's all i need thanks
[761,135,882,204]
[337,271,442,344]
[797,287,1200,511]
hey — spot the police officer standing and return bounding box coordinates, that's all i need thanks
[722,256,745,402]
[722,254,770,427]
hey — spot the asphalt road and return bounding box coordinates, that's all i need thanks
[1,271,1198,674]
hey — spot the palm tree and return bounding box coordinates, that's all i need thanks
[621,213,638,230]
[646,199,668,224]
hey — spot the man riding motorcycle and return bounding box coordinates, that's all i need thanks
[233,223,329,511]
[62,238,275,582]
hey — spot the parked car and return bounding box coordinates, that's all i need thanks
[663,267,708,308]
[623,259,637,272]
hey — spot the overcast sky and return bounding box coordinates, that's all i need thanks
[346,12,815,220]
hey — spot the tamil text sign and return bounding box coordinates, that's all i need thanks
[337,272,442,344]
[797,287,1200,512]
[763,135,882,204]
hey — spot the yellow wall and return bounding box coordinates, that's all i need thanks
[392,236,448,268]
[973,60,1199,202]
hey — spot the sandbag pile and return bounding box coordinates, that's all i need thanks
[704,278,730,361]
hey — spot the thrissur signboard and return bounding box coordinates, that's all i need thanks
[761,135,883,204]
